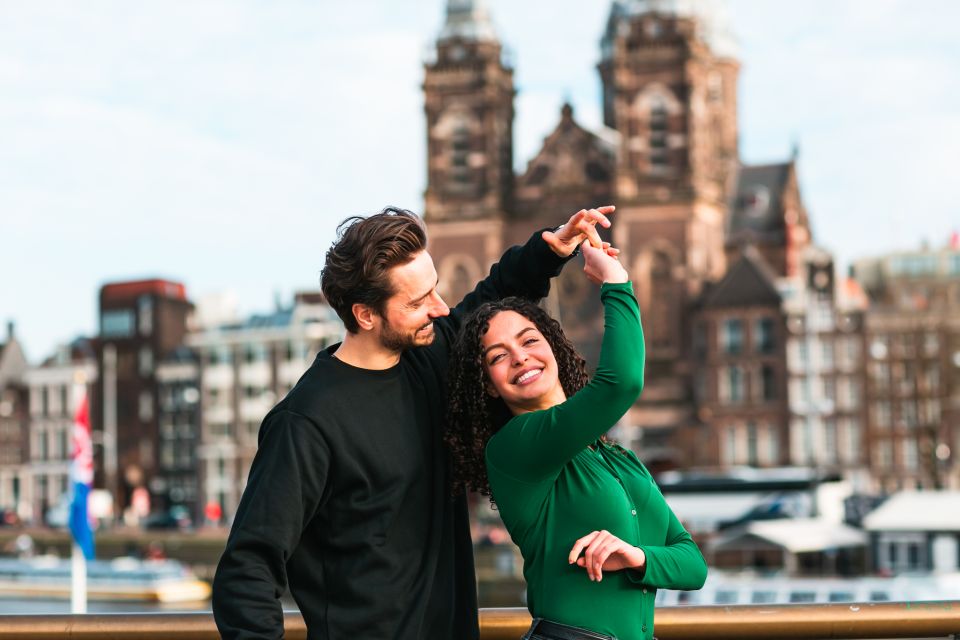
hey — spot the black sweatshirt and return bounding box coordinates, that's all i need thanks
[212,232,567,639]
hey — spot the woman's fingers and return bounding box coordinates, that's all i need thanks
[568,531,601,565]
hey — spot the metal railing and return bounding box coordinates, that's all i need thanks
[0,603,958,639]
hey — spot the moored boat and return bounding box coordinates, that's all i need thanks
[0,556,211,604]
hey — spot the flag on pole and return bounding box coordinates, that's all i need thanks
[69,391,95,560]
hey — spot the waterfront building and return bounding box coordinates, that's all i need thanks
[0,322,29,521]
[782,248,870,484]
[187,292,341,522]
[852,242,960,490]
[22,338,97,525]
[863,491,960,574]
[93,279,193,521]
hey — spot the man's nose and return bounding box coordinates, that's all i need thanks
[430,291,450,318]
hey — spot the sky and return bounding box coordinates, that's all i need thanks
[2,0,959,362]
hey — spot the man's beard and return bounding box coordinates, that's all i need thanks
[378,319,435,352]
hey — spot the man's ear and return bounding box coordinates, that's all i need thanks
[352,303,378,332]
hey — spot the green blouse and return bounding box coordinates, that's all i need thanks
[486,282,707,640]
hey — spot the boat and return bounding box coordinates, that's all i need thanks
[656,570,960,606]
[0,556,211,604]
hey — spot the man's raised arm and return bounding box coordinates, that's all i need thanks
[446,206,615,327]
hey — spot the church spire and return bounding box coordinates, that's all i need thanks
[439,0,498,42]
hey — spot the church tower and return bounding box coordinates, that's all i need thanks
[423,0,516,302]
[596,0,741,466]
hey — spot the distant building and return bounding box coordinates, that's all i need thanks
[863,491,960,574]
[23,338,97,524]
[690,248,788,468]
[852,244,960,490]
[0,322,29,520]
[187,293,341,522]
[93,279,193,520]
[155,346,201,520]
[783,248,869,483]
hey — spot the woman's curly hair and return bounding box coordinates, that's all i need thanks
[445,297,589,503]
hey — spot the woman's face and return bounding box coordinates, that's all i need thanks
[480,310,566,414]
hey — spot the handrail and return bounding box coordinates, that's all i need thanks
[0,603,957,639]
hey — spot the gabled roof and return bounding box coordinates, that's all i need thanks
[703,247,781,308]
[515,103,616,194]
[713,518,867,554]
[863,491,960,532]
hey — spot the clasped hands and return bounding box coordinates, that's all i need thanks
[541,205,628,285]
[568,529,646,582]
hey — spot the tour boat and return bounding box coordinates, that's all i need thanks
[0,556,211,603]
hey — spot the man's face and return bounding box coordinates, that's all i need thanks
[377,251,450,352]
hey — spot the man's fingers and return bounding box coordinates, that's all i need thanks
[585,208,612,229]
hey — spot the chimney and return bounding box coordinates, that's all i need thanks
[6,321,12,341]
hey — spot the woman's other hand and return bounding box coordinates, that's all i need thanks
[541,206,615,257]
[568,530,646,582]
[582,241,628,285]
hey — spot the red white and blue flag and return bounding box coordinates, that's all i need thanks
[69,391,95,560]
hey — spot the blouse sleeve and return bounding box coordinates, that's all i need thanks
[486,282,645,482]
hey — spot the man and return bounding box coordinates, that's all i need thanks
[212,205,613,639]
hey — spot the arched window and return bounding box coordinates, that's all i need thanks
[649,96,668,171]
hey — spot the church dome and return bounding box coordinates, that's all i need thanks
[601,0,739,60]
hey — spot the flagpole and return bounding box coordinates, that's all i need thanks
[71,542,87,614]
[69,377,94,614]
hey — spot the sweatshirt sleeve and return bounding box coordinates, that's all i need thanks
[630,507,708,591]
[486,283,645,482]
[212,410,330,639]
[442,229,569,334]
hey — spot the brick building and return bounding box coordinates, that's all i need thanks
[421,0,816,470]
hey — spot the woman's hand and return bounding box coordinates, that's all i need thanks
[582,241,628,285]
[541,206,615,257]
[568,530,646,582]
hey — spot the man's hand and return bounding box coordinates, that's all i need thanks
[542,206,615,258]
[582,242,628,285]
[568,529,646,582]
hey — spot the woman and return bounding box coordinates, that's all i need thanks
[446,241,707,640]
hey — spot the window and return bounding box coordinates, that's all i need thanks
[873,402,892,429]
[754,318,775,354]
[722,319,744,355]
[138,296,153,336]
[766,425,780,465]
[901,402,917,429]
[902,438,918,470]
[874,441,893,469]
[821,342,834,369]
[747,422,758,466]
[789,592,816,603]
[648,98,668,170]
[101,309,135,337]
[723,366,744,403]
[823,419,837,464]
[139,391,154,422]
[723,426,737,465]
[759,365,776,401]
[139,347,154,377]
[244,343,267,364]
[60,386,69,417]
[751,591,776,604]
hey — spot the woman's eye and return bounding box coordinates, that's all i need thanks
[489,353,505,364]
[523,338,538,346]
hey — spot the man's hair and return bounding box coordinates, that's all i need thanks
[321,206,428,333]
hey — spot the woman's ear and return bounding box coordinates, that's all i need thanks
[485,382,500,398]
